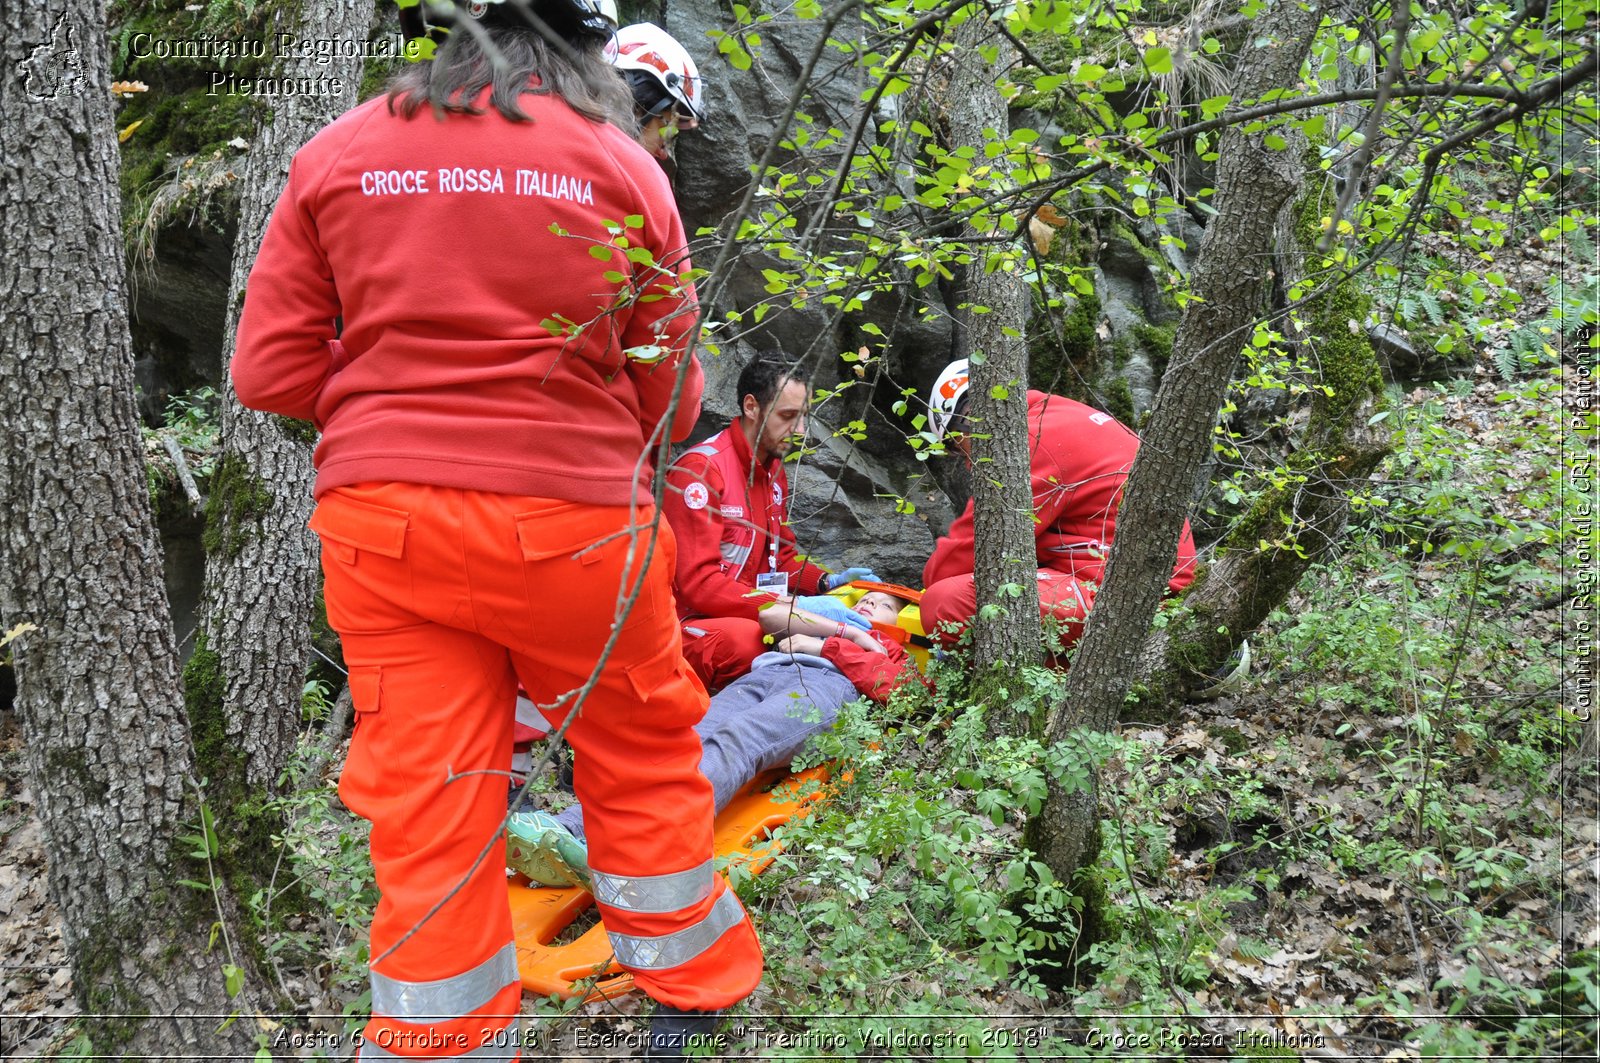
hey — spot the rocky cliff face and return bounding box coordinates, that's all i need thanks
[127,3,1370,590]
[655,0,968,578]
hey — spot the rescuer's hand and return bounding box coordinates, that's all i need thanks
[824,567,880,591]
[793,595,872,631]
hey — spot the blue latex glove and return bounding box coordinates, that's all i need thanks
[824,567,881,591]
[794,594,872,631]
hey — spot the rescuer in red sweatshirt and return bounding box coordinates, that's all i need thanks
[230,3,759,1058]
[663,358,880,690]
[920,360,1197,650]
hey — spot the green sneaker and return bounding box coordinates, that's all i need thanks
[506,810,591,890]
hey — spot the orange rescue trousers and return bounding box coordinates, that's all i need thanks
[312,483,764,1059]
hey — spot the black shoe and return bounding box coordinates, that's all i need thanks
[557,743,575,794]
[645,1005,722,1059]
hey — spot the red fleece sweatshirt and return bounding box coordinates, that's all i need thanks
[924,391,1197,593]
[233,90,702,504]
[820,629,919,704]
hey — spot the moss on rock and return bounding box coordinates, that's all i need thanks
[111,1,272,233]
[1131,320,1176,379]
[1101,375,1136,427]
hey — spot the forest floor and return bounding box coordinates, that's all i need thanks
[3,351,1594,1059]
[2,235,1596,1058]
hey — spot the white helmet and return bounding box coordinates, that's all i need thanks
[927,358,971,441]
[608,23,705,122]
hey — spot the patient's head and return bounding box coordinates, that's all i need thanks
[853,591,909,626]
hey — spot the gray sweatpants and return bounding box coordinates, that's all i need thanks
[557,658,858,842]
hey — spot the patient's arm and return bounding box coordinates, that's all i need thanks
[759,600,882,652]
[775,634,827,656]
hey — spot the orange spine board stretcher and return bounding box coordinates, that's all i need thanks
[509,584,925,1002]
[509,763,833,1001]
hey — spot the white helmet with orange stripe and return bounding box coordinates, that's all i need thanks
[927,358,971,441]
[607,23,705,123]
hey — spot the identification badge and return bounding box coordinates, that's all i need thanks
[755,571,789,596]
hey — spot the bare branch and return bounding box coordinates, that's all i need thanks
[1319,0,1411,250]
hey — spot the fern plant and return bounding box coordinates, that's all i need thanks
[1490,273,1597,379]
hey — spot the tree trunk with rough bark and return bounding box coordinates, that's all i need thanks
[0,1,269,1053]
[190,0,374,887]
[947,8,1043,724]
[1133,174,1393,707]
[1029,0,1327,884]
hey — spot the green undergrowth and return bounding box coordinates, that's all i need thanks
[261,368,1592,1054]
[260,688,380,1036]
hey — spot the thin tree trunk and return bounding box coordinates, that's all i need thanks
[1132,178,1393,705]
[1030,0,1326,880]
[0,2,268,1052]
[193,0,374,843]
[948,8,1043,720]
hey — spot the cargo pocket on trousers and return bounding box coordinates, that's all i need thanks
[308,492,410,565]
[513,502,602,562]
[338,665,383,817]
[514,505,662,631]
[625,642,693,707]
[624,643,700,736]
[347,665,382,727]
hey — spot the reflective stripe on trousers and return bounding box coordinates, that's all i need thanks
[360,1014,521,1060]
[591,857,713,914]
[371,943,518,1022]
[606,887,746,970]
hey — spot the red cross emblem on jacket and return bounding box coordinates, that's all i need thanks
[663,425,829,620]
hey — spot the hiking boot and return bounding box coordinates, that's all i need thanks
[506,810,591,890]
[645,1005,722,1059]
[1194,639,1252,700]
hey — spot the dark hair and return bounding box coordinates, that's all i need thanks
[623,69,675,118]
[736,357,810,410]
[387,7,632,125]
